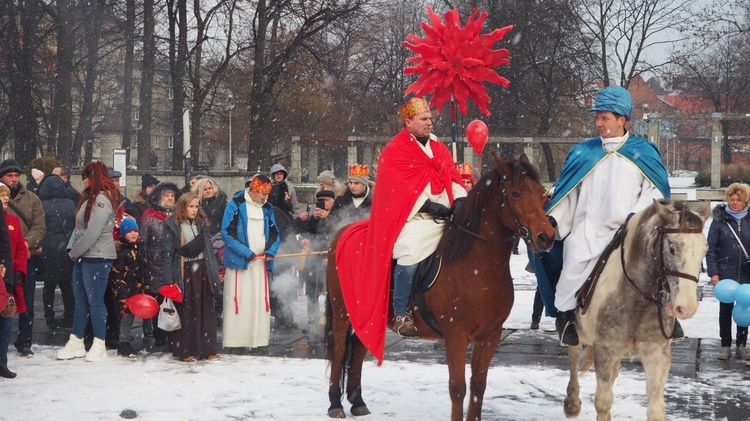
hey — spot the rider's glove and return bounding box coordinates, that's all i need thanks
[420,200,452,219]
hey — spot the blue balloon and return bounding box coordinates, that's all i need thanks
[733,304,750,327]
[714,279,740,304]
[736,284,750,307]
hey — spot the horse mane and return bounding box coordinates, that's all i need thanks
[635,199,704,232]
[439,159,540,264]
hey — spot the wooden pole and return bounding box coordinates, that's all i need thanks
[273,250,328,259]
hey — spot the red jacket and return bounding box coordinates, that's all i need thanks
[6,211,27,313]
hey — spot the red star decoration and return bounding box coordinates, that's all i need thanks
[403,7,513,116]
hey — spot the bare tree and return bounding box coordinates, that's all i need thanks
[121,0,137,165]
[572,0,695,88]
[245,0,368,173]
[136,0,156,171]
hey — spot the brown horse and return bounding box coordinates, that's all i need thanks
[564,200,710,421]
[325,153,556,421]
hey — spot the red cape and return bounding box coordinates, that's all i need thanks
[336,128,461,364]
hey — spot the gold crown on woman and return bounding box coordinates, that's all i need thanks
[349,163,369,177]
[399,97,430,120]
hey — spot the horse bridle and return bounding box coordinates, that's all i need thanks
[620,215,703,339]
[452,174,532,244]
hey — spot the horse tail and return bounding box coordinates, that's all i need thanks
[580,345,595,372]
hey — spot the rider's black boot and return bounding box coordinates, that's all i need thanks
[555,310,579,346]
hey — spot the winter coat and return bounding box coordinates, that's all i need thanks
[125,190,149,222]
[63,180,81,205]
[6,211,27,314]
[7,183,46,248]
[140,181,180,290]
[68,192,117,260]
[221,190,280,272]
[38,175,76,281]
[201,194,227,236]
[329,186,373,229]
[160,218,221,294]
[706,204,750,284]
[110,239,150,318]
[269,163,299,216]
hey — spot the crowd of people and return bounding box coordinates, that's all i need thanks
[0,154,381,378]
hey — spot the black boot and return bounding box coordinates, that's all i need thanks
[555,310,579,346]
[671,319,685,341]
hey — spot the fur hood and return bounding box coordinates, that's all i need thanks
[711,203,749,224]
[147,181,181,210]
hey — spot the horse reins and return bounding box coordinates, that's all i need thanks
[452,174,531,245]
[619,215,703,339]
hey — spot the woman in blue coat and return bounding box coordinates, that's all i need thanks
[706,183,750,362]
[221,175,280,349]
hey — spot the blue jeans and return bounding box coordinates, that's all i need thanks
[72,260,113,340]
[15,257,36,349]
[0,314,11,365]
[392,263,418,317]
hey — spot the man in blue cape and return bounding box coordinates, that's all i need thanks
[529,86,671,346]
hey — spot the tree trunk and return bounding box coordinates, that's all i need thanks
[136,0,155,171]
[246,0,269,173]
[168,0,188,171]
[121,0,136,166]
[76,1,104,166]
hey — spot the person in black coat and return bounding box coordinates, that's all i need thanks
[329,165,373,230]
[52,165,81,205]
[706,182,750,361]
[37,175,76,330]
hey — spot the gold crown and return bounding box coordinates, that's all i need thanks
[349,163,369,177]
[458,163,473,176]
[399,97,430,120]
[249,177,272,195]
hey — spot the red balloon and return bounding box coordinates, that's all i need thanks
[124,293,159,319]
[466,120,489,155]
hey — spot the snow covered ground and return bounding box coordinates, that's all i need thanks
[3,176,744,420]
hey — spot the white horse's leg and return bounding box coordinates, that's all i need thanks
[593,347,620,421]
[639,343,670,421]
[564,344,582,418]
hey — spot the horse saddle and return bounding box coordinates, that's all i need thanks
[417,252,442,293]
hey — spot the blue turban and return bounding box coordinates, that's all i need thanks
[588,86,633,121]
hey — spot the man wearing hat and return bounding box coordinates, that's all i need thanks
[329,163,373,226]
[125,173,160,222]
[337,97,466,344]
[0,159,46,357]
[530,86,671,346]
[52,165,81,204]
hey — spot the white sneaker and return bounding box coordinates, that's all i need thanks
[57,334,86,360]
[85,338,108,362]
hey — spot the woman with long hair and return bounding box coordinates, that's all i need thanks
[161,192,221,361]
[57,161,122,362]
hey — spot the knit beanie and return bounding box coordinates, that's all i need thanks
[31,168,44,182]
[317,170,336,186]
[141,173,160,190]
[119,218,139,237]
[0,159,21,178]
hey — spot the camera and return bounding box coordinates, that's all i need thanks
[306,203,312,213]
[316,199,326,209]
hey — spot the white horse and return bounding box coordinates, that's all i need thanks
[564,199,710,421]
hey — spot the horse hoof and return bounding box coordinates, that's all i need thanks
[563,397,581,418]
[328,408,346,418]
[351,406,371,416]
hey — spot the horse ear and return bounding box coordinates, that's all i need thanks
[519,153,530,164]
[693,200,711,223]
[493,152,511,176]
[653,198,675,223]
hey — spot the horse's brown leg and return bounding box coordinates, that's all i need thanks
[346,334,371,416]
[327,315,350,419]
[465,332,503,421]
[444,335,469,421]
[564,344,582,418]
[593,346,620,421]
[639,342,670,421]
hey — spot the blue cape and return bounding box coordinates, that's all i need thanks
[530,134,670,317]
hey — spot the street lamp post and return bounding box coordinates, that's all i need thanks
[227,94,236,168]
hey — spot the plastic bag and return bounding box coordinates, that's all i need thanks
[157,298,182,331]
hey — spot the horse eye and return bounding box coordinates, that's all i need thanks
[511,191,521,199]
[669,247,676,255]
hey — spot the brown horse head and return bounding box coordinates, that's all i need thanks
[492,153,555,253]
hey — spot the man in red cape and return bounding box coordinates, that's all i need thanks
[336,97,466,364]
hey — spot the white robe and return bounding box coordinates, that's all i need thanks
[548,134,665,312]
[392,139,467,266]
[222,196,270,348]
